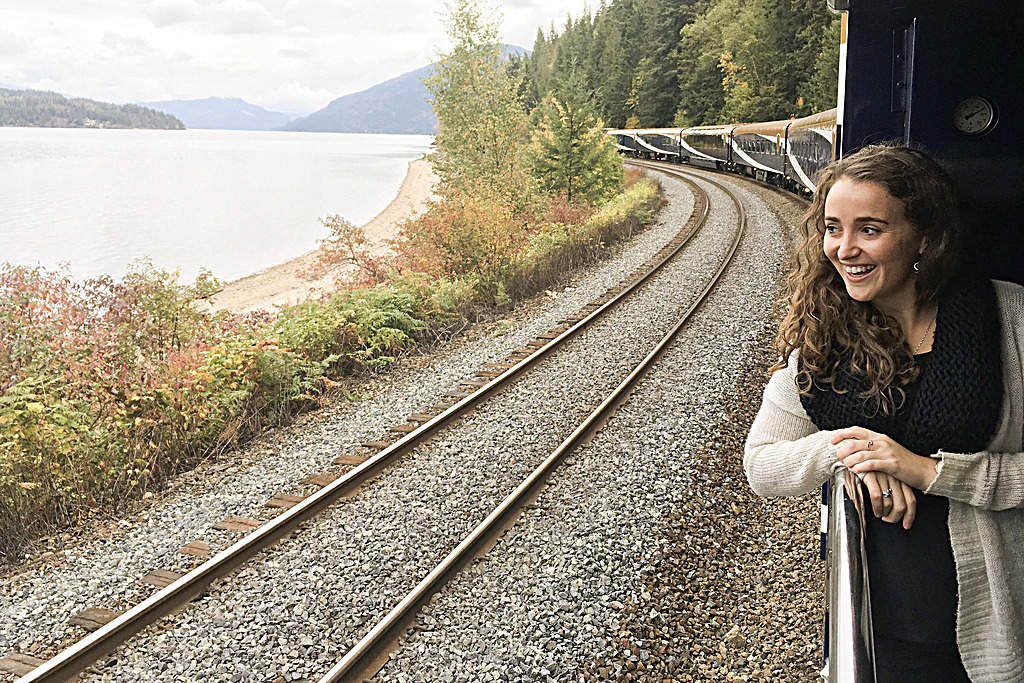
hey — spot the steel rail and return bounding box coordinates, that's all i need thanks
[15,170,711,683]
[824,468,877,682]
[317,168,747,682]
[633,157,811,207]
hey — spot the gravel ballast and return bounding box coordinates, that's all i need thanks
[71,166,736,683]
[369,170,823,683]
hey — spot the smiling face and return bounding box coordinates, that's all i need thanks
[822,177,925,315]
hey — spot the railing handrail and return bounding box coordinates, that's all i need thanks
[823,467,877,682]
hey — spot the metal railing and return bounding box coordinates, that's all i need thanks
[823,467,877,682]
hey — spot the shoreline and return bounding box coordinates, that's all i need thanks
[204,158,438,314]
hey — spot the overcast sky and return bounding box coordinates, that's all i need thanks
[1,0,593,114]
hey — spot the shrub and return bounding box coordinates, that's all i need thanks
[297,214,397,288]
[502,177,662,297]
[270,276,442,372]
[393,183,529,302]
[0,262,310,560]
[0,172,663,563]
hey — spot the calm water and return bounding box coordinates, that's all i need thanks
[0,128,433,282]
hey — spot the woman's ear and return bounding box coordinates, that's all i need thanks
[918,237,928,255]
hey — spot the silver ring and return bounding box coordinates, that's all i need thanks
[867,440,874,448]
[881,489,893,498]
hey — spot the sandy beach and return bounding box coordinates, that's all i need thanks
[204,158,438,314]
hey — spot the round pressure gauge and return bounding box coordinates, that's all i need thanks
[953,96,996,136]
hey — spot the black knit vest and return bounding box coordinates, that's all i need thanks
[799,278,1002,456]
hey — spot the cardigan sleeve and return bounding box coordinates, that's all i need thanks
[923,280,1024,510]
[744,362,841,497]
[924,450,1024,510]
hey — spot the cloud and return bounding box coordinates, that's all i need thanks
[100,32,154,56]
[146,0,200,28]
[209,0,285,35]
[0,29,29,56]
[6,0,593,112]
[250,79,334,113]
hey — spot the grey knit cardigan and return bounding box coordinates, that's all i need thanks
[744,280,1024,683]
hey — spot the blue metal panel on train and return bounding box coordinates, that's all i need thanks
[838,1,1024,284]
[732,134,786,175]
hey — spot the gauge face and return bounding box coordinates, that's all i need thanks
[953,96,996,135]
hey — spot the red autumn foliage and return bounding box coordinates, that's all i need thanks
[392,183,528,282]
[297,214,398,289]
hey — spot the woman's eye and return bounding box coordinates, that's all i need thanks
[862,226,880,235]
[825,224,839,234]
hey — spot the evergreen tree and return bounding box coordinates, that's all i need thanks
[530,28,557,107]
[676,0,731,125]
[633,0,700,127]
[506,53,537,113]
[800,13,841,112]
[594,16,630,126]
[528,69,623,204]
[533,0,839,127]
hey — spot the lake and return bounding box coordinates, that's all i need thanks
[0,128,433,282]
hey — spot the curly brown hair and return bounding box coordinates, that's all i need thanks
[775,144,968,415]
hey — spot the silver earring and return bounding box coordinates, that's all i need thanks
[913,261,920,272]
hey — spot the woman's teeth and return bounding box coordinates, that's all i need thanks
[844,264,876,275]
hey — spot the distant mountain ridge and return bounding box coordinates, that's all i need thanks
[3,45,528,134]
[135,97,301,131]
[281,65,434,135]
[0,88,183,129]
[283,45,528,135]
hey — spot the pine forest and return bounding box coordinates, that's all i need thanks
[510,0,841,129]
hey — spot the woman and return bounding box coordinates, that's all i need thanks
[744,144,1024,682]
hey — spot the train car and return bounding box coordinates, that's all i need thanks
[730,119,790,183]
[635,128,683,160]
[680,124,735,169]
[607,110,838,196]
[606,130,640,156]
[784,108,837,194]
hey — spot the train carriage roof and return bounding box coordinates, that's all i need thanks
[786,108,838,132]
[682,123,736,136]
[635,127,685,136]
[731,119,791,137]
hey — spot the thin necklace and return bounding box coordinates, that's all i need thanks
[913,309,936,354]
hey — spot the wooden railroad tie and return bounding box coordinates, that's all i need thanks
[266,493,306,509]
[0,653,47,677]
[212,517,262,532]
[336,453,371,465]
[69,607,123,632]
[141,569,184,589]
[302,472,338,487]
[178,540,211,557]
[389,423,418,434]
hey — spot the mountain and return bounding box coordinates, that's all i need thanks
[281,64,435,135]
[134,97,301,131]
[283,45,528,135]
[0,88,183,129]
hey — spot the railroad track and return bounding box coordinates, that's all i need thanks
[6,165,746,683]
[634,157,812,207]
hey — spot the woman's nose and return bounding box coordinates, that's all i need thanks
[836,233,859,259]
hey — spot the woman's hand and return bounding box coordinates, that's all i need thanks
[831,427,940,491]
[860,471,917,529]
